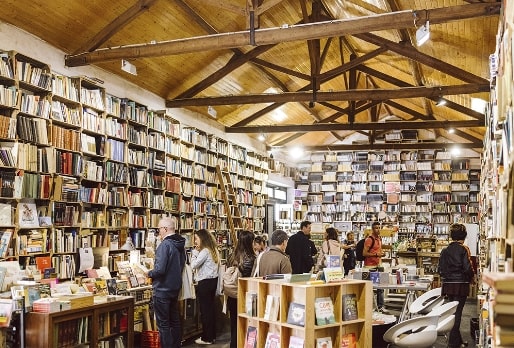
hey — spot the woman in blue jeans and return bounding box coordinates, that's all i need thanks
[191,229,220,345]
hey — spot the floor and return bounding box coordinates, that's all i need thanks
[176,299,479,347]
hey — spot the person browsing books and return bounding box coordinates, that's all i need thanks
[227,230,256,348]
[285,221,314,274]
[341,231,356,276]
[317,227,341,270]
[146,216,185,348]
[437,223,475,348]
[191,229,220,345]
[254,230,291,277]
[362,222,385,310]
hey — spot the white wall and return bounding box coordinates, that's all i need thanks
[0,21,267,155]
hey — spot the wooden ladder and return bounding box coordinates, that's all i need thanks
[216,165,241,245]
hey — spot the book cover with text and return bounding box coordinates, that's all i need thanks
[315,297,336,325]
[342,294,358,321]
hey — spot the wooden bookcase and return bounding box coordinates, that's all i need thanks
[25,296,134,348]
[237,278,372,347]
[294,150,480,244]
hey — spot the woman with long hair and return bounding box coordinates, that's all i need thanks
[191,229,220,345]
[317,227,341,269]
[227,230,256,348]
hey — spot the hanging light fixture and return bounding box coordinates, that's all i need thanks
[416,21,430,46]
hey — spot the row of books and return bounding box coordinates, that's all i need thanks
[245,325,356,348]
[244,292,358,326]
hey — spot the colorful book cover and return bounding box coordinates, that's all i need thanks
[315,297,336,325]
[244,325,257,348]
[264,332,280,348]
[340,333,357,348]
[288,336,305,348]
[286,302,305,327]
[342,294,358,321]
[316,337,333,348]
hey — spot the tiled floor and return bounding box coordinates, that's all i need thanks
[179,299,478,347]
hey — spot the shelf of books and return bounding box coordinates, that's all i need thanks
[238,277,372,348]
[0,48,270,282]
[294,151,480,245]
[479,2,514,347]
[25,295,134,348]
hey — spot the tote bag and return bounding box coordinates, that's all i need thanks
[179,263,195,300]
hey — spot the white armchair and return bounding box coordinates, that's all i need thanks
[383,315,439,348]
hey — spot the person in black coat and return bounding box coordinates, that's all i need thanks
[437,223,475,348]
[285,221,314,274]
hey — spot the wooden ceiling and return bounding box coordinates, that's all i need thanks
[0,0,500,154]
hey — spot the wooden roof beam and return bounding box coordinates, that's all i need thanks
[72,0,159,55]
[354,33,488,84]
[226,120,483,133]
[358,65,486,121]
[66,3,500,66]
[166,83,489,107]
[299,142,482,152]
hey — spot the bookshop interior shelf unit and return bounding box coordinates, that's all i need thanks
[237,277,372,348]
[0,48,270,276]
[294,150,480,242]
[25,296,134,348]
[478,3,514,347]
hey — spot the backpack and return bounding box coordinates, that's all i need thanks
[222,265,240,298]
[355,236,375,262]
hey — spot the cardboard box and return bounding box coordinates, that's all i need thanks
[56,293,94,310]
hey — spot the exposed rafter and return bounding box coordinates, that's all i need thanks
[65,3,499,66]
[166,83,489,107]
[71,0,158,55]
[297,142,483,152]
[227,120,483,133]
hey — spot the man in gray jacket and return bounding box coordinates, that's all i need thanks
[255,230,292,276]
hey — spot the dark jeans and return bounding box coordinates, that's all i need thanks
[196,277,218,342]
[153,295,181,348]
[376,288,384,308]
[227,296,237,348]
[447,294,467,347]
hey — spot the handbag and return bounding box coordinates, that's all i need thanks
[179,263,195,300]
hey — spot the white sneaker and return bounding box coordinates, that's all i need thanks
[195,338,213,345]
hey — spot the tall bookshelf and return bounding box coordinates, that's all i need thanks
[295,150,480,243]
[0,48,270,279]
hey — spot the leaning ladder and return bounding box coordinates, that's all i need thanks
[215,165,241,245]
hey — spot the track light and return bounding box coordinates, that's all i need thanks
[258,133,266,141]
[121,59,137,75]
[416,21,430,46]
[309,101,315,108]
[435,97,446,107]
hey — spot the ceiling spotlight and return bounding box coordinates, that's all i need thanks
[435,98,446,107]
[416,21,430,46]
[450,147,461,156]
[121,59,137,75]
[258,133,266,141]
[448,128,455,134]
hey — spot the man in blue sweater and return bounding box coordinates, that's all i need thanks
[147,216,186,348]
